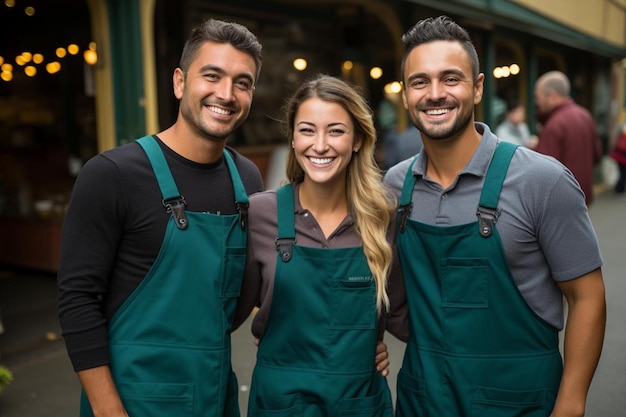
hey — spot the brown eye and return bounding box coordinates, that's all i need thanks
[235,79,252,91]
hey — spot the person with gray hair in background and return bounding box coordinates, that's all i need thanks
[534,70,602,205]
[384,15,606,417]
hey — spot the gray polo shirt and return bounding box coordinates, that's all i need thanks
[384,122,603,330]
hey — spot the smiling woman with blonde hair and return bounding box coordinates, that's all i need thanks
[235,74,395,416]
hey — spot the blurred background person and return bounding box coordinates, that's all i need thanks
[534,70,602,206]
[495,99,538,148]
[610,123,626,197]
[383,124,423,170]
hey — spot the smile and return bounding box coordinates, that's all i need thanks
[425,108,451,115]
[208,105,233,115]
[309,157,334,164]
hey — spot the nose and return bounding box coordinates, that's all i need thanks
[214,78,235,102]
[427,80,446,101]
[312,133,329,153]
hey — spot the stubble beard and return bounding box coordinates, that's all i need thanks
[180,100,239,142]
[412,106,473,141]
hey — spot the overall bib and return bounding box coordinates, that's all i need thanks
[247,184,392,417]
[395,142,562,417]
[80,136,249,417]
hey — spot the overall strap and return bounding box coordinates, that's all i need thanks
[476,141,518,238]
[275,184,296,262]
[137,136,188,230]
[223,149,249,230]
[397,156,419,232]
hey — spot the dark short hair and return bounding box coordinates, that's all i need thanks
[506,98,522,112]
[179,18,263,83]
[401,15,480,83]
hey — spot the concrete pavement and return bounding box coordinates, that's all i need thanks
[0,190,624,416]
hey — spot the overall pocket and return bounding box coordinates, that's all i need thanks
[441,257,489,309]
[116,382,194,416]
[330,277,376,330]
[471,385,547,417]
[221,245,246,323]
[337,387,393,416]
[250,392,303,417]
[395,368,428,417]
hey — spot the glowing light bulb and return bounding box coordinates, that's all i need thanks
[292,58,307,71]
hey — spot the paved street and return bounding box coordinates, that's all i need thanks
[0,190,624,416]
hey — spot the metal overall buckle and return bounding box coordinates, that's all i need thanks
[163,196,188,230]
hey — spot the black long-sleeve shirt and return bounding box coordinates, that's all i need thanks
[57,136,263,371]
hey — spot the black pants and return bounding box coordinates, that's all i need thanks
[615,163,626,194]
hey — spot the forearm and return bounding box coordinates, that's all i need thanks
[551,272,606,417]
[78,366,128,417]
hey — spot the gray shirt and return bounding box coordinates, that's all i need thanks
[383,125,423,170]
[384,122,602,331]
[495,119,532,147]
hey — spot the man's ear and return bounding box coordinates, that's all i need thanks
[474,73,485,105]
[173,68,184,100]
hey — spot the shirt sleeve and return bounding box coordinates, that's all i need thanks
[57,155,124,371]
[535,167,603,280]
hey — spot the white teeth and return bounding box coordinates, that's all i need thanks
[309,157,333,164]
[426,109,450,115]
[208,106,231,115]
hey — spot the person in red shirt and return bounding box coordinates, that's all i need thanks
[534,71,602,205]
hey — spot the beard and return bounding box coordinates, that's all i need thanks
[180,98,242,142]
[410,101,474,141]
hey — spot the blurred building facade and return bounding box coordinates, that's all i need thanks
[1,0,626,271]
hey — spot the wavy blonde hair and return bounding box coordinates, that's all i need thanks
[283,74,394,313]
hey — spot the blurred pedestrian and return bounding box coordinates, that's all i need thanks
[383,124,423,170]
[495,99,538,148]
[534,70,602,205]
[610,123,626,197]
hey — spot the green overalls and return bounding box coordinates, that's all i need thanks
[395,142,563,417]
[79,136,249,417]
[247,184,393,417]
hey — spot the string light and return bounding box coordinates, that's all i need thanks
[46,61,61,74]
[24,65,36,77]
[292,58,307,71]
[0,4,98,81]
[493,64,521,79]
[83,49,97,65]
[384,81,402,94]
[370,66,383,79]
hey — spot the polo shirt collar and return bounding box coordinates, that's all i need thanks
[411,122,498,181]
